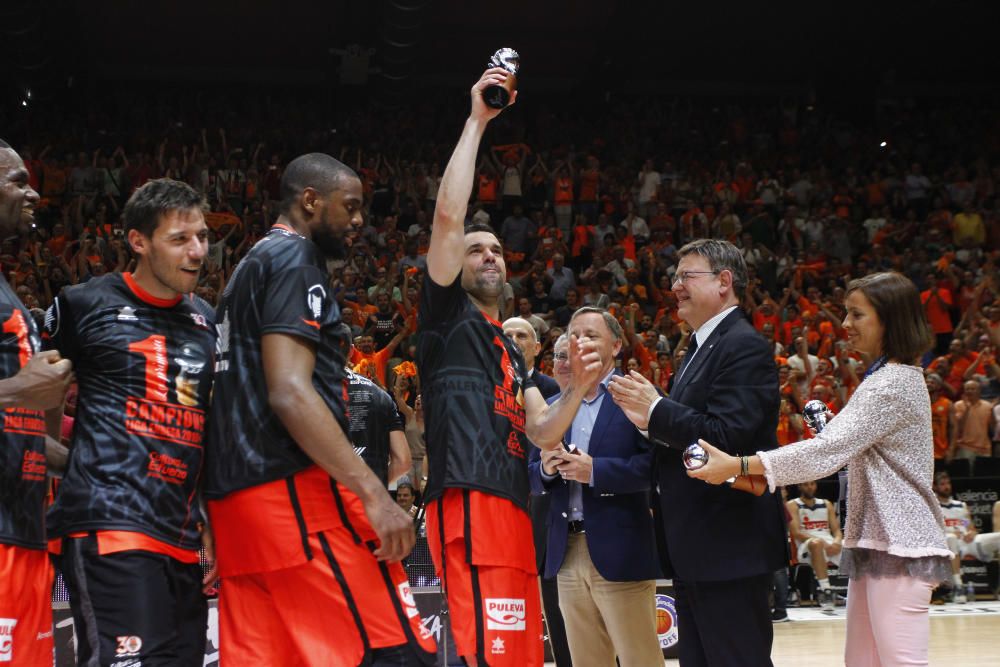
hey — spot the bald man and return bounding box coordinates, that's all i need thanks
[504,317,559,400]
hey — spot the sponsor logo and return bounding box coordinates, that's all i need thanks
[353,446,366,457]
[491,636,505,655]
[189,312,208,328]
[655,594,679,649]
[397,582,420,619]
[307,284,326,320]
[506,431,525,460]
[0,617,17,662]
[115,635,143,656]
[20,449,46,482]
[110,660,142,667]
[485,598,525,631]
[118,306,138,322]
[35,630,51,640]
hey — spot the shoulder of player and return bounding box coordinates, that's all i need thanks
[55,273,118,309]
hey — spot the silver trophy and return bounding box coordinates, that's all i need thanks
[484,48,520,109]
[803,400,828,434]
[683,441,737,484]
[683,442,709,470]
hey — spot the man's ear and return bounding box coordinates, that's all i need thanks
[127,229,147,257]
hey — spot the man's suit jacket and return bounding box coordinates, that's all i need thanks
[648,308,786,582]
[529,372,659,582]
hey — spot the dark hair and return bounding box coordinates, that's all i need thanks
[464,222,498,238]
[279,153,357,215]
[846,272,932,364]
[123,178,206,238]
[677,238,748,295]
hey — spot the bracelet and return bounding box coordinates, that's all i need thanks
[740,456,749,477]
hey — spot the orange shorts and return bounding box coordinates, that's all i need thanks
[425,489,542,666]
[213,471,436,665]
[0,543,54,666]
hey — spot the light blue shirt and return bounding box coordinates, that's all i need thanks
[542,369,616,522]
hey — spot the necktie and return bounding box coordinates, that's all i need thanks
[678,334,698,382]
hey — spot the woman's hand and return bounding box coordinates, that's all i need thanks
[685,439,741,485]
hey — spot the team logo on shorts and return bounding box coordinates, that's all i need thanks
[0,617,17,662]
[307,284,326,319]
[397,582,420,619]
[115,635,143,656]
[655,594,679,649]
[485,598,525,631]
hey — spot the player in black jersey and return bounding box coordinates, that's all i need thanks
[346,366,412,488]
[45,179,216,667]
[205,153,430,666]
[418,70,602,666]
[0,139,74,667]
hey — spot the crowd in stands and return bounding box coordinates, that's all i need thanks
[7,89,1000,492]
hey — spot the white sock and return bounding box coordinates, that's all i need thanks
[818,578,830,591]
[953,574,963,587]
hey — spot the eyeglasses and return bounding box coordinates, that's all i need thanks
[672,270,719,286]
[553,352,569,362]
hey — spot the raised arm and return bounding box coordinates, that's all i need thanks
[426,68,513,287]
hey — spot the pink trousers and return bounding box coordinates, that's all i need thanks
[844,575,934,666]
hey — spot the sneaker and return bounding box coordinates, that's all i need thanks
[820,589,835,611]
[952,589,967,604]
[771,610,790,623]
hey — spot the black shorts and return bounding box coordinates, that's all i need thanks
[52,534,207,667]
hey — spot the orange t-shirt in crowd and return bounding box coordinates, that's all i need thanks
[930,395,952,459]
[477,174,498,204]
[349,346,391,386]
[921,289,954,334]
[579,170,599,202]
[554,177,574,204]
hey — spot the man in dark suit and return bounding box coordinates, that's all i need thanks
[504,318,571,665]
[610,239,786,666]
[529,308,661,666]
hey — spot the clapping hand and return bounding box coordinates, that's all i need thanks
[608,370,660,429]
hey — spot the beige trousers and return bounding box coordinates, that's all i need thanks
[557,533,662,666]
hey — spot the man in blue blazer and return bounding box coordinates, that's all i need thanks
[528,307,661,667]
[610,239,787,666]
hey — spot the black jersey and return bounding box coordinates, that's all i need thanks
[0,276,48,549]
[345,370,404,487]
[416,276,535,511]
[44,272,216,549]
[204,225,349,499]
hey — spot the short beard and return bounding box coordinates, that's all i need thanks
[313,226,347,259]
[462,270,504,303]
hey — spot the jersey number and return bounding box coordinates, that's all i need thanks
[3,310,33,367]
[129,335,169,402]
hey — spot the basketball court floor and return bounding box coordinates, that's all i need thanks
[547,600,1000,666]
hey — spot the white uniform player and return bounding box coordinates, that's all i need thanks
[787,481,843,610]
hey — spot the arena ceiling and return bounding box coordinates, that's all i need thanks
[5,1,1000,97]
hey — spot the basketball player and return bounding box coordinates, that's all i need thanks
[205,153,433,666]
[934,471,1000,602]
[418,69,602,666]
[344,364,413,488]
[787,480,842,610]
[45,179,217,666]
[0,139,73,666]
